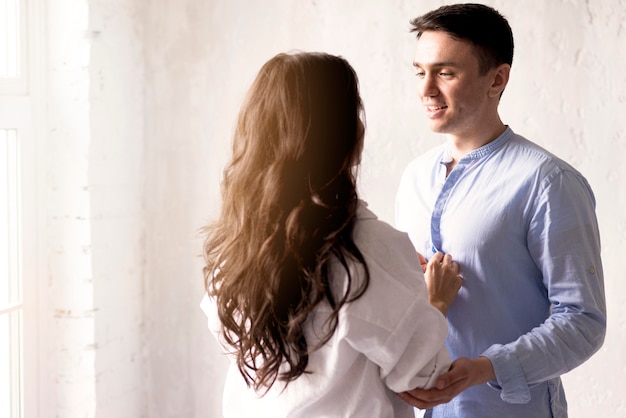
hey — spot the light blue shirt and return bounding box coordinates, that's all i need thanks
[395,127,606,418]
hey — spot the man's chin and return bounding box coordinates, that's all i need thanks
[427,121,448,133]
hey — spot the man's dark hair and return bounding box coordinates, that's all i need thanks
[410,3,514,74]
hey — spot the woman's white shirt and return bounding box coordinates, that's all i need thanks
[201,202,450,418]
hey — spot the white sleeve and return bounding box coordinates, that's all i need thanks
[341,217,451,392]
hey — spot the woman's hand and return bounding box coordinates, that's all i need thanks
[424,252,462,316]
[417,252,428,273]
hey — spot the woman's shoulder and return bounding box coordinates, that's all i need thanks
[354,202,410,246]
[353,201,422,286]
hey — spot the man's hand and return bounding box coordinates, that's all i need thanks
[397,357,496,409]
[424,252,462,316]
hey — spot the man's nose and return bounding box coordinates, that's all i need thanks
[419,74,438,97]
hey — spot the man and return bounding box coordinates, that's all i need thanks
[395,4,606,417]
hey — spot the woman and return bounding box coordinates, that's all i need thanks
[201,51,461,418]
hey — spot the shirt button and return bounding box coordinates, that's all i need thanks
[589,266,596,274]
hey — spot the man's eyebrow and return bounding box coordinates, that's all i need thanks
[412,61,459,68]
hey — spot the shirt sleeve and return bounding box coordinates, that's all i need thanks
[395,164,419,234]
[200,293,227,347]
[340,217,452,392]
[482,168,607,403]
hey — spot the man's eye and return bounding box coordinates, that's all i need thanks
[415,71,425,78]
[440,72,453,77]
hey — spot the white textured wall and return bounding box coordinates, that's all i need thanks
[142,0,219,415]
[39,0,626,417]
[45,1,96,415]
[43,0,145,416]
[88,0,145,416]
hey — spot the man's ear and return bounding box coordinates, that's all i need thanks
[488,64,511,98]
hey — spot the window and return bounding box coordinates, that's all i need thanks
[0,0,35,417]
[0,129,22,418]
[0,0,27,94]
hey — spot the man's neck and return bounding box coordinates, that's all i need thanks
[446,122,507,162]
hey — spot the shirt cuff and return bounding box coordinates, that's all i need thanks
[482,344,531,404]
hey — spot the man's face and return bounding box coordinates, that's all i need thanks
[413,31,495,140]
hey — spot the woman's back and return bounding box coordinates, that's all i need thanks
[203,203,450,417]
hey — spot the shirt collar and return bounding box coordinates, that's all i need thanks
[439,126,514,164]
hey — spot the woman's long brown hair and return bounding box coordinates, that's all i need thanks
[202,52,369,392]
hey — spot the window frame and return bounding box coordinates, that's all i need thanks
[0,97,28,418]
[0,0,28,95]
[0,0,44,416]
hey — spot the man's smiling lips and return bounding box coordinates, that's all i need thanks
[424,104,448,117]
